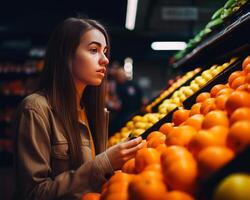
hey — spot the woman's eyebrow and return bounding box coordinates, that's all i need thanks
[88,41,107,49]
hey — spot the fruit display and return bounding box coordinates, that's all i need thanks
[158,57,237,115]
[174,0,249,61]
[90,55,250,200]
[145,68,201,113]
[108,57,238,147]
[108,113,164,146]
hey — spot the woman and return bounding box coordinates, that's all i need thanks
[14,17,145,200]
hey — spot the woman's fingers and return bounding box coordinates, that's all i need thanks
[123,140,146,156]
[122,137,142,149]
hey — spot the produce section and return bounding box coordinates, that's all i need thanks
[1,0,249,199]
[108,57,238,146]
[97,1,250,199]
[88,54,250,200]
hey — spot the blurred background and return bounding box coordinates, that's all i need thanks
[0,0,249,199]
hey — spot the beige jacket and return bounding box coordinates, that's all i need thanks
[14,93,114,200]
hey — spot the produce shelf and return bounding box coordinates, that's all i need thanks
[172,3,250,70]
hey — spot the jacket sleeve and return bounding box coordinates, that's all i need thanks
[15,108,114,200]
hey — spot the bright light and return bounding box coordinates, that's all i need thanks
[125,0,138,30]
[151,41,187,50]
[124,57,133,80]
[124,63,133,72]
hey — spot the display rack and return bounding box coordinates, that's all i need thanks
[172,3,250,70]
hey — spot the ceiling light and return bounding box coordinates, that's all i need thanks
[125,0,138,30]
[151,41,187,50]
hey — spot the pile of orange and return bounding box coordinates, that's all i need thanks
[82,56,250,200]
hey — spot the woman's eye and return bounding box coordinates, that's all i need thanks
[90,48,98,54]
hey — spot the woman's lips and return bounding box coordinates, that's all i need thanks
[96,67,106,75]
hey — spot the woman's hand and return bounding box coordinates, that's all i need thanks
[106,137,146,170]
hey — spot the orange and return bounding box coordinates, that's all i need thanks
[135,148,161,173]
[147,131,166,148]
[165,125,197,147]
[210,84,228,97]
[228,71,244,86]
[129,173,167,200]
[139,170,164,181]
[242,56,250,70]
[197,146,234,179]
[244,73,250,84]
[227,120,250,152]
[239,84,250,93]
[162,191,194,200]
[108,172,133,185]
[82,193,100,200]
[230,76,246,89]
[216,88,234,97]
[172,109,190,126]
[196,92,211,103]
[155,143,168,154]
[144,163,162,173]
[161,146,197,194]
[202,110,229,129]
[122,158,136,174]
[182,114,205,131]
[200,98,217,115]
[235,83,248,91]
[190,103,202,116]
[107,182,129,193]
[105,193,129,200]
[161,146,192,167]
[189,126,228,157]
[159,123,174,137]
[225,91,250,115]
[230,107,250,125]
[215,94,230,110]
[244,63,250,74]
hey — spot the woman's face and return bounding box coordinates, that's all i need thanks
[72,29,109,86]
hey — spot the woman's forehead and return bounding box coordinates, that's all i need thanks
[80,29,107,47]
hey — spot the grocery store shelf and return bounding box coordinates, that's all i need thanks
[150,70,203,113]
[183,58,242,109]
[0,71,39,80]
[135,108,178,140]
[172,4,250,69]
[133,56,245,140]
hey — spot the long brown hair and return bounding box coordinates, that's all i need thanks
[39,17,110,169]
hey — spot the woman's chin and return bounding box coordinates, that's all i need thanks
[89,79,103,86]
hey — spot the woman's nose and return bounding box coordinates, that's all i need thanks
[100,54,109,66]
